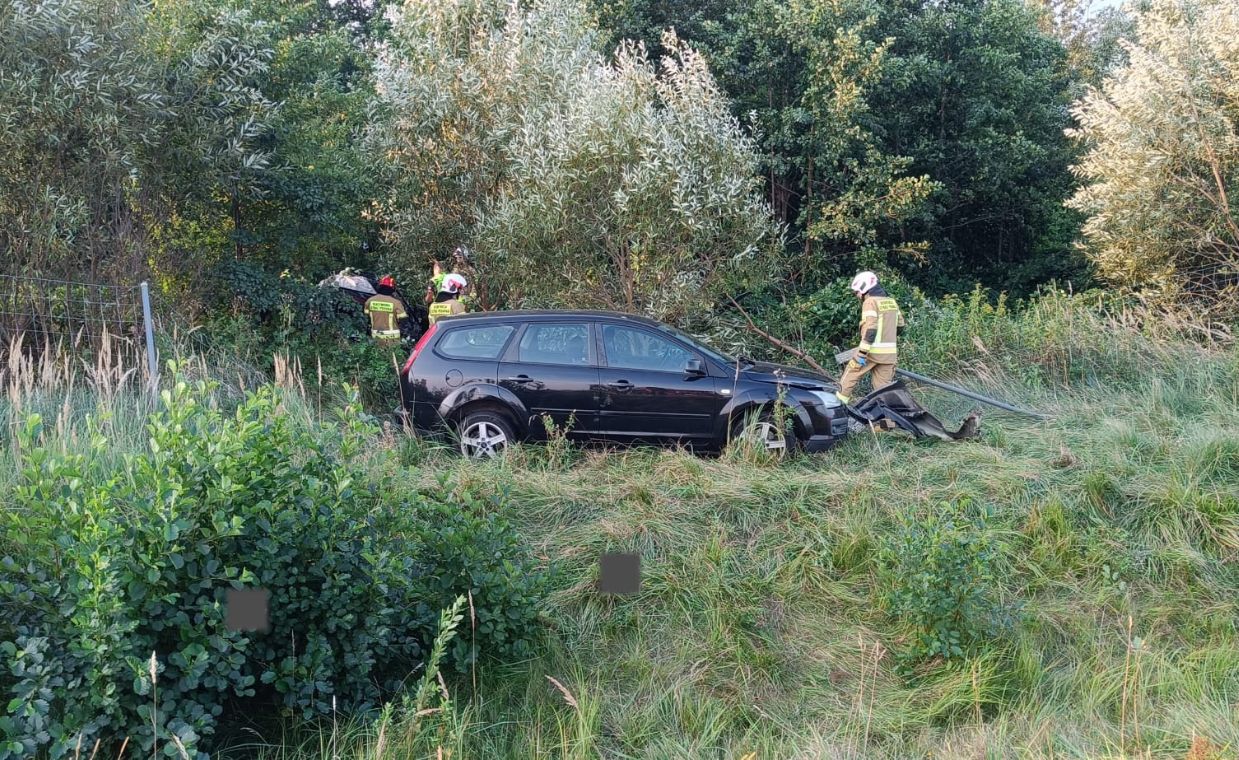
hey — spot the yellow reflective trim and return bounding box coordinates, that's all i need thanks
[836,394,850,403]
[868,346,897,354]
[876,298,898,310]
[858,342,872,351]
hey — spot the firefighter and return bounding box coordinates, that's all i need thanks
[836,271,904,404]
[364,275,408,347]
[427,272,469,325]
[449,245,477,310]
[425,259,445,306]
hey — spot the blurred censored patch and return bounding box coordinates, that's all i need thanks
[598,553,640,595]
[225,588,270,632]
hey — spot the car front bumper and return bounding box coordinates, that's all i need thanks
[801,406,850,452]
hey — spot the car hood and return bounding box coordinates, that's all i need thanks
[734,361,837,390]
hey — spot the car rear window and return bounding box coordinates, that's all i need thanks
[435,324,515,360]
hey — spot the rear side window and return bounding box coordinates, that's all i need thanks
[516,323,591,365]
[435,324,515,360]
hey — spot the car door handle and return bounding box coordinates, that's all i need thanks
[505,375,535,383]
[606,380,633,390]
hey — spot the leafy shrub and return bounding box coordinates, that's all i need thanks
[783,273,932,353]
[206,260,409,406]
[0,373,545,758]
[406,478,550,673]
[878,499,1017,674]
[214,260,367,342]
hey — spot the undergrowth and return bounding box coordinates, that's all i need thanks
[3,291,1238,759]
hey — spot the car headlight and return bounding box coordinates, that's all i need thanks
[809,390,841,409]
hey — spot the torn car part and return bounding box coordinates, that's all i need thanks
[847,380,980,441]
[834,349,1047,419]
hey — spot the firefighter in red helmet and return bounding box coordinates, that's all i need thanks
[364,275,408,347]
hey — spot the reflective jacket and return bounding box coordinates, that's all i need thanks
[364,294,407,338]
[857,288,904,364]
[428,298,466,325]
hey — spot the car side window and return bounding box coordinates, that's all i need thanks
[602,324,694,372]
[436,325,515,359]
[516,323,591,366]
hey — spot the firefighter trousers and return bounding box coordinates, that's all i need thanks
[837,359,896,403]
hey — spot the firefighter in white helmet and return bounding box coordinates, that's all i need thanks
[427,272,469,325]
[836,271,904,404]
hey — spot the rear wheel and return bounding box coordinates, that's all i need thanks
[456,410,516,459]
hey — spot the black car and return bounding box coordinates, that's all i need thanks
[397,310,849,458]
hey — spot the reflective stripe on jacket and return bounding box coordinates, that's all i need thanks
[364,295,407,333]
[428,299,466,325]
[857,294,904,363]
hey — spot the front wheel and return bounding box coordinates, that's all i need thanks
[456,410,516,459]
[730,410,798,459]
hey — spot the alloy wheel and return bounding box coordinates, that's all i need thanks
[459,420,508,459]
[740,420,787,453]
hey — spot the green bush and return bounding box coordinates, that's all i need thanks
[783,273,933,354]
[0,374,545,758]
[878,499,1017,674]
[406,478,550,673]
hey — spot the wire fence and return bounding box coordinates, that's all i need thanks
[0,273,158,385]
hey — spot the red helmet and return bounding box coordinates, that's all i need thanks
[378,275,396,289]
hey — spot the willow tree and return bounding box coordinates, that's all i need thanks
[1067,0,1239,308]
[370,0,780,323]
[0,0,167,280]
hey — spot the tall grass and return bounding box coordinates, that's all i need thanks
[6,293,1239,759]
[318,293,1235,759]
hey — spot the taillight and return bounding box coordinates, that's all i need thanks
[401,323,438,377]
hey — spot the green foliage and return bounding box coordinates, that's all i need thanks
[215,261,365,340]
[207,261,405,405]
[710,0,937,281]
[878,499,1017,673]
[371,0,780,321]
[406,478,551,673]
[784,273,931,352]
[0,0,166,278]
[1067,0,1239,311]
[870,0,1087,293]
[590,0,1087,296]
[0,374,546,758]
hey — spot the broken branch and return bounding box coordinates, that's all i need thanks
[727,296,833,376]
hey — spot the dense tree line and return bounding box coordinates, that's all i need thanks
[1,0,1235,320]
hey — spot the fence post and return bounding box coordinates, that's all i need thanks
[140,281,158,390]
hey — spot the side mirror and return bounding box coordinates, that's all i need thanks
[685,358,706,376]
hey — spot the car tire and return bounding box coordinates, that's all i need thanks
[729,408,798,459]
[456,410,516,459]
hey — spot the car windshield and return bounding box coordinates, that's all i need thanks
[654,323,742,367]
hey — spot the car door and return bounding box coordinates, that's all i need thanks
[497,321,600,437]
[595,321,724,442]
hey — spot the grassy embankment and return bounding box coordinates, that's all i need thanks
[3,292,1237,759]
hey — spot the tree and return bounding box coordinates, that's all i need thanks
[1067,0,1239,308]
[371,0,780,323]
[0,0,167,280]
[870,0,1085,294]
[588,0,1086,297]
[147,0,380,286]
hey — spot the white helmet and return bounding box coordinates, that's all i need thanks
[440,272,468,295]
[849,271,878,295]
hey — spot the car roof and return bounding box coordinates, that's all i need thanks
[435,309,667,328]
